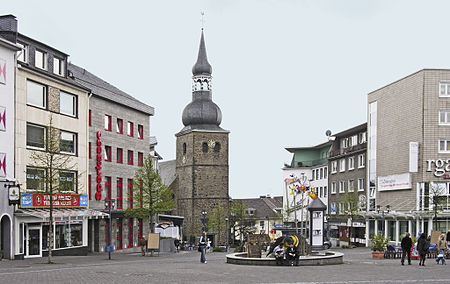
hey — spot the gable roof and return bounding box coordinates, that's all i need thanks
[233,196,283,219]
[68,63,154,115]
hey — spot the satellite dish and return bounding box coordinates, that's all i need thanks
[325,130,332,137]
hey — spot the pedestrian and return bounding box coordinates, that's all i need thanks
[139,236,147,256]
[199,231,208,264]
[286,242,299,266]
[436,234,448,265]
[447,230,450,246]
[417,233,429,266]
[273,243,285,266]
[174,238,180,253]
[400,232,412,265]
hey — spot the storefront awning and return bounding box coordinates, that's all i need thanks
[15,208,109,222]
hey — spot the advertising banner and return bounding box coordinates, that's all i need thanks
[378,173,411,191]
[20,193,89,208]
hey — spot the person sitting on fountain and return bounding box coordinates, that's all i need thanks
[273,243,285,266]
[286,242,299,266]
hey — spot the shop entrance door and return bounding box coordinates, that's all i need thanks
[26,226,42,258]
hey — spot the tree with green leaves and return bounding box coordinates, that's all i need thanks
[339,190,360,248]
[208,206,227,246]
[125,157,175,254]
[230,200,253,247]
[29,115,79,264]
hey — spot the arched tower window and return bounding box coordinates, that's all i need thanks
[202,142,208,153]
[214,142,221,153]
[183,143,187,155]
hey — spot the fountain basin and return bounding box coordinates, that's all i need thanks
[226,251,344,266]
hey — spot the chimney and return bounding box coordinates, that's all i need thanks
[0,15,18,43]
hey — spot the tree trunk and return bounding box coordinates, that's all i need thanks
[48,161,53,264]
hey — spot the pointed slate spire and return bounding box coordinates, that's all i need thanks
[192,30,212,76]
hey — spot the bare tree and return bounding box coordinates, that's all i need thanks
[430,182,447,230]
[340,190,360,248]
[208,206,227,246]
[29,115,78,264]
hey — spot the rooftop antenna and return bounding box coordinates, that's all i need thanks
[201,11,205,30]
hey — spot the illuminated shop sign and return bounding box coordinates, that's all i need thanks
[95,131,103,200]
[20,193,88,208]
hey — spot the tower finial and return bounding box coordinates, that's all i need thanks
[201,11,205,30]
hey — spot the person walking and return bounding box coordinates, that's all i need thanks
[400,232,412,265]
[436,234,448,265]
[139,236,147,256]
[417,233,429,266]
[199,231,208,264]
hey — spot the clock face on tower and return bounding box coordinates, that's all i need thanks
[207,139,216,149]
[182,156,186,164]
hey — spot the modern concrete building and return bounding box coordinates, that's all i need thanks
[172,30,230,245]
[366,69,450,245]
[327,123,367,247]
[282,141,331,235]
[0,15,102,259]
[0,33,20,260]
[68,63,154,253]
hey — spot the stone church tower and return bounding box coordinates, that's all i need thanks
[175,30,229,243]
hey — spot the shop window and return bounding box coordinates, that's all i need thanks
[54,223,82,248]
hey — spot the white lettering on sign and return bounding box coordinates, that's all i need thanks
[426,159,450,177]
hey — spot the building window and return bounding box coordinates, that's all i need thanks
[27,80,47,109]
[60,131,76,155]
[439,110,450,125]
[35,49,47,70]
[104,176,112,200]
[88,174,92,200]
[339,159,346,172]
[59,170,76,192]
[27,123,46,150]
[17,42,28,63]
[348,156,355,170]
[127,121,134,137]
[60,91,77,117]
[202,142,208,153]
[439,140,450,153]
[53,57,64,76]
[341,138,349,149]
[26,167,46,191]
[331,182,336,194]
[104,145,112,162]
[117,148,123,164]
[138,152,144,167]
[117,178,123,210]
[138,124,144,139]
[183,143,187,155]
[324,186,328,197]
[339,181,345,193]
[89,110,92,127]
[105,115,112,131]
[358,132,367,144]
[331,161,337,173]
[319,168,323,179]
[439,82,450,97]
[358,178,365,191]
[128,178,133,209]
[339,203,345,215]
[358,154,365,168]
[128,218,134,247]
[89,142,91,159]
[348,180,355,192]
[324,167,328,179]
[214,143,221,153]
[116,118,124,134]
[350,135,357,147]
[128,150,134,165]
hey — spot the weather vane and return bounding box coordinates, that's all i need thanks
[201,11,205,30]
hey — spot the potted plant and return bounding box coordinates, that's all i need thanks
[371,234,389,259]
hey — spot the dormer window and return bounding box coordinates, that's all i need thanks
[53,57,65,76]
[247,208,255,216]
[17,42,28,63]
[35,49,47,70]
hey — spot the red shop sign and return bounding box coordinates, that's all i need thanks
[32,193,82,208]
[95,131,103,200]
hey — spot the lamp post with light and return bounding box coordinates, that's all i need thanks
[225,217,229,252]
[105,199,116,260]
[376,204,390,237]
[200,210,208,232]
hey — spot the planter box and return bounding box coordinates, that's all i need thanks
[372,251,384,259]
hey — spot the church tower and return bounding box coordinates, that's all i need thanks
[175,30,229,243]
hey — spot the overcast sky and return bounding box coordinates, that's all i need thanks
[4,0,450,199]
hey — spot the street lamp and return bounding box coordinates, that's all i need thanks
[376,204,390,236]
[225,217,229,252]
[105,199,116,260]
[200,210,208,232]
